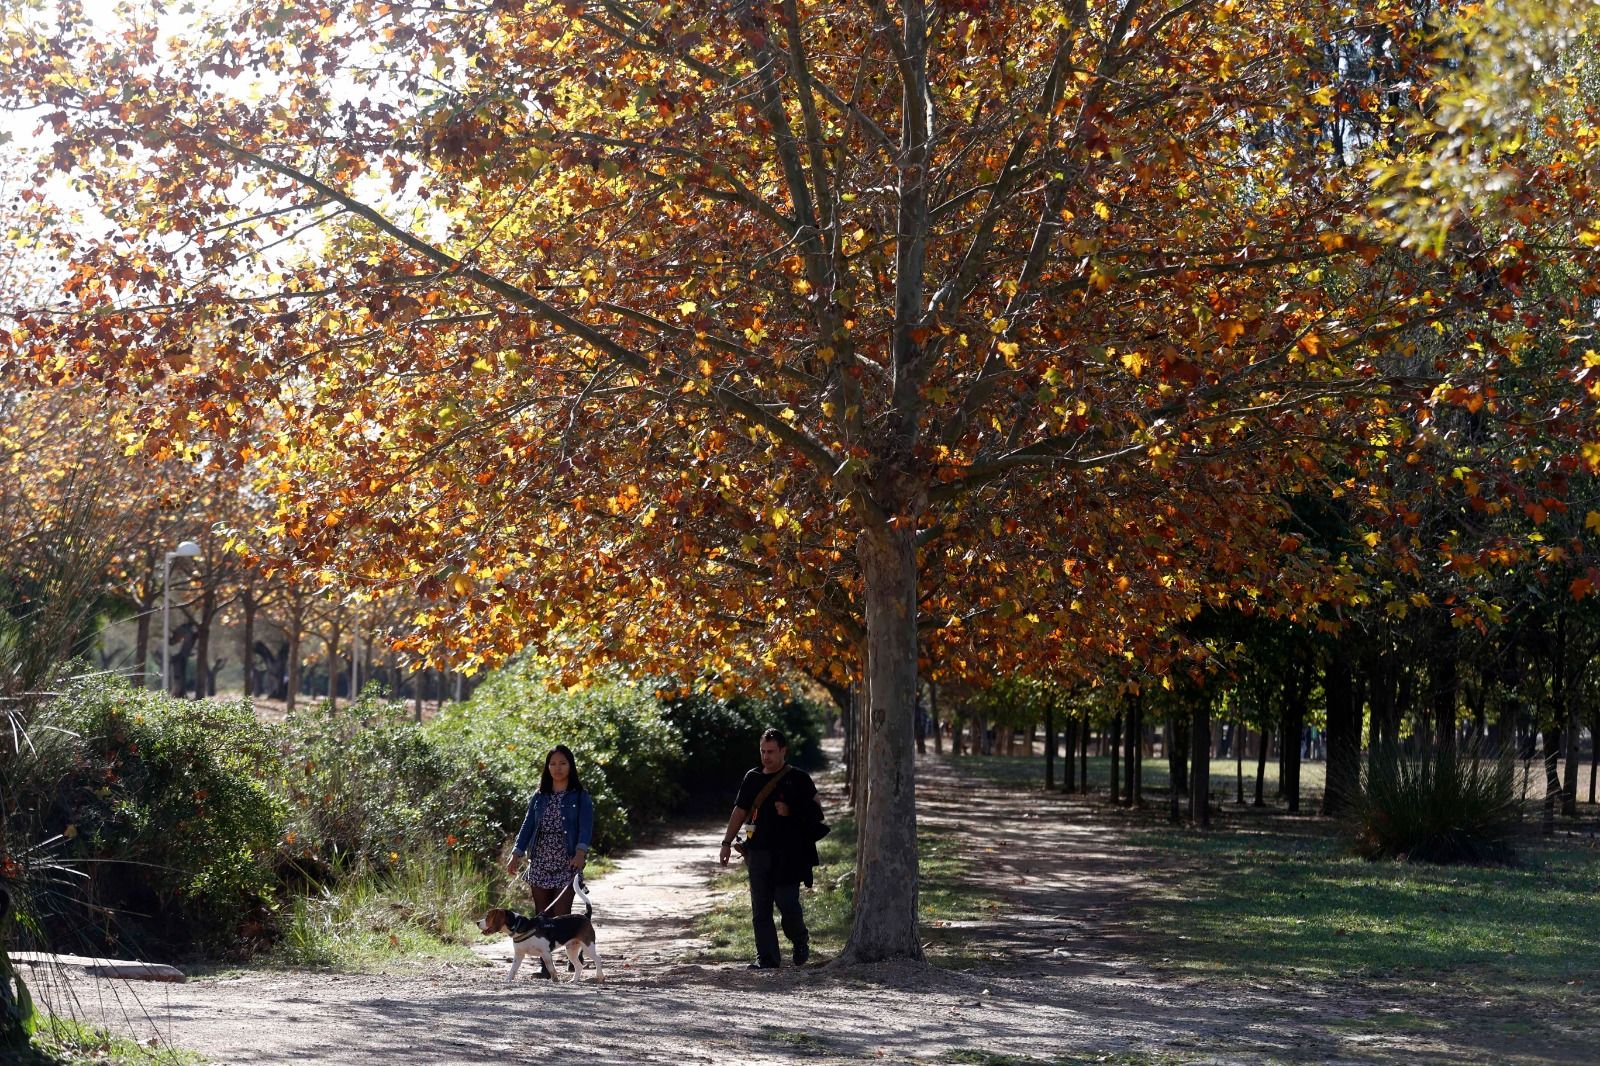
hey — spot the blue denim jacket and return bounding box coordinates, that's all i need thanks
[511,788,594,858]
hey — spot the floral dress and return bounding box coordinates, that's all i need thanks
[521,794,572,891]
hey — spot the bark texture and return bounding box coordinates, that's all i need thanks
[839,524,922,964]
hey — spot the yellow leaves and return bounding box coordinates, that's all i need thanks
[997,340,1021,361]
[1582,441,1600,473]
[1217,320,1245,346]
[677,300,697,315]
[450,573,474,597]
[1120,350,1146,376]
[1092,201,1111,221]
[1309,86,1336,106]
[1362,531,1381,547]
[1586,510,1600,533]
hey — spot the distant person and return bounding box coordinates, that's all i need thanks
[507,744,593,918]
[719,727,825,969]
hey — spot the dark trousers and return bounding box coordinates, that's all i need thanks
[746,849,807,966]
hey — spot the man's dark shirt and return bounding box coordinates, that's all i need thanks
[734,764,820,855]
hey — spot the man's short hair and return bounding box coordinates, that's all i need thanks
[760,726,788,749]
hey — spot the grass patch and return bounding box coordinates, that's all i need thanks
[1132,824,1600,1008]
[949,751,1329,804]
[696,814,996,965]
[24,1016,206,1065]
[273,850,498,969]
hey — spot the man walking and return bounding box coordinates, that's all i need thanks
[719,727,823,969]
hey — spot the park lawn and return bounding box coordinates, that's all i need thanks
[1132,822,1600,1014]
[25,1015,206,1066]
[951,750,1329,803]
[696,813,998,965]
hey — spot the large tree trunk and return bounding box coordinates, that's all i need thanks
[1323,652,1361,816]
[1167,709,1189,796]
[839,525,921,964]
[1368,651,1399,789]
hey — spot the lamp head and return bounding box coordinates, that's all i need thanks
[173,540,202,558]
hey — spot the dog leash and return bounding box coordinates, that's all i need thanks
[538,872,587,915]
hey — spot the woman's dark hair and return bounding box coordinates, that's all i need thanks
[539,744,585,794]
[760,727,788,749]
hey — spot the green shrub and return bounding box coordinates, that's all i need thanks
[278,695,510,877]
[661,691,828,799]
[427,661,685,850]
[1352,749,1521,864]
[274,847,496,969]
[14,677,284,955]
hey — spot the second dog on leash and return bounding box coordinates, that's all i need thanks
[477,873,603,984]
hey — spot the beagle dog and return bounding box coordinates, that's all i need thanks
[477,875,603,984]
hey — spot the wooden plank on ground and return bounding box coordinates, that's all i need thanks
[11,951,186,982]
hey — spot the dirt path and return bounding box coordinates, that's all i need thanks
[25,755,1594,1065]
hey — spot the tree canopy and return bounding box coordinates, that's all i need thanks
[5,0,1600,961]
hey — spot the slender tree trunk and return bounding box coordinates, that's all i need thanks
[285,620,302,714]
[1323,652,1360,816]
[413,666,424,722]
[1109,711,1122,806]
[1236,725,1245,805]
[134,610,152,689]
[840,525,921,964]
[1283,665,1306,814]
[1044,703,1055,790]
[1190,700,1211,828]
[1122,700,1139,807]
[1079,718,1089,795]
[1430,613,1458,763]
[1589,708,1597,805]
[930,681,943,755]
[1254,724,1269,807]
[1543,726,1561,836]
[1062,717,1077,792]
[240,598,256,699]
[1561,704,1579,817]
[1131,699,1144,807]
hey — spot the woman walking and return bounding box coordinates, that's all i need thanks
[506,744,594,917]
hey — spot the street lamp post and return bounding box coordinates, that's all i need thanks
[161,540,202,696]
